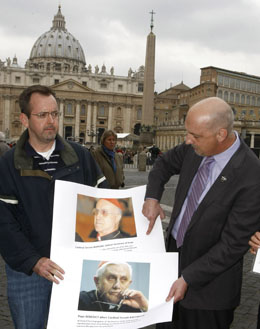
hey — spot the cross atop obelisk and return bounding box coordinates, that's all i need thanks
[150,10,156,32]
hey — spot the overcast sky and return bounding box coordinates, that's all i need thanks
[1,0,260,93]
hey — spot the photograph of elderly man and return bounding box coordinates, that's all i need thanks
[78,261,149,312]
[75,196,137,242]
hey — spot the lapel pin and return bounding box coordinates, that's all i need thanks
[221,176,227,182]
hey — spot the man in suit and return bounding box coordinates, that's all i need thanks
[142,97,260,329]
[249,231,260,328]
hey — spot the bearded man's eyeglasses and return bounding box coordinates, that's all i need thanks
[31,111,61,119]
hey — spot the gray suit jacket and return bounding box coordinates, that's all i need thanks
[145,139,260,310]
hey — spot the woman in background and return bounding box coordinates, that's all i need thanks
[92,130,124,189]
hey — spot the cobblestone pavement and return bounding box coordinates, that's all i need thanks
[0,256,13,329]
[0,168,259,329]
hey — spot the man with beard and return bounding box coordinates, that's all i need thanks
[78,261,148,312]
[142,97,260,329]
[0,85,107,329]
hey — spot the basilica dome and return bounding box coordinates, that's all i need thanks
[29,6,86,66]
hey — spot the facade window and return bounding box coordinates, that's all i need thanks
[138,83,144,92]
[117,107,122,116]
[54,79,59,84]
[65,103,73,116]
[252,83,256,93]
[224,91,228,102]
[15,101,20,113]
[258,98,260,106]
[246,82,251,92]
[257,84,260,93]
[252,96,256,106]
[80,105,86,116]
[32,78,40,84]
[80,120,85,123]
[137,106,142,120]
[230,78,235,88]
[235,93,240,103]
[99,120,105,124]
[249,110,254,116]
[224,77,229,87]
[100,83,107,89]
[218,75,223,86]
[230,93,234,103]
[246,95,250,105]
[217,89,223,98]
[241,95,245,105]
[235,79,240,89]
[118,84,123,91]
[98,105,105,116]
[82,81,87,86]
[241,80,246,90]
[15,76,21,83]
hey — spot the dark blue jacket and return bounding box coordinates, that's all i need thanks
[0,130,107,275]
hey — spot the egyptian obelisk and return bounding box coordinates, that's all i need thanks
[140,10,156,144]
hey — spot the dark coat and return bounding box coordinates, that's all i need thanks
[78,290,141,312]
[75,229,132,242]
[0,141,10,156]
[0,130,107,275]
[92,146,124,189]
[145,139,260,310]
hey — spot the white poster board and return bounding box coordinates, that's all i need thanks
[253,248,260,274]
[48,250,178,329]
[51,181,166,253]
[47,180,178,329]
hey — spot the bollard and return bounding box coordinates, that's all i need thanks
[138,151,147,171]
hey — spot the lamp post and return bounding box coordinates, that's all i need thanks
[87,126,98,144]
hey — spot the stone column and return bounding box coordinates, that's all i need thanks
[75,102,80,139]
[3,96,11,134]
[174,135,178,146]
[159,135,163,150]
[250,133,255,148]
[155,135,159,147]
[108,103,113,130]
[124,106,131,133]
[163,135,167,151]
[92,102,97,143]
[170,135,174,149]
[167,135,170,149]
[86,102,92,143]
[58,99,64,137]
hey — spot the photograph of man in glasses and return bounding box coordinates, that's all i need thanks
[75,197,137,242]
[78,261,149,313]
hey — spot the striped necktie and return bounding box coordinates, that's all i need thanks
[176,156,215,248]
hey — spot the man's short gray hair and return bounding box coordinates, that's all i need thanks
[96,261,132,279]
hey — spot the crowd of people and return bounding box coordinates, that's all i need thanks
[0,85,260,329]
